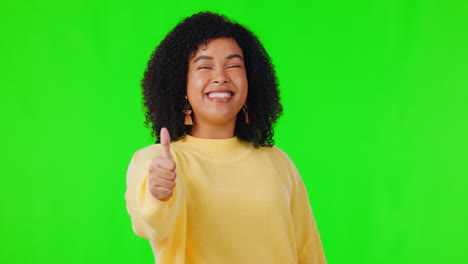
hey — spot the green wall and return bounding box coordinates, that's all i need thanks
[2,0,467,263]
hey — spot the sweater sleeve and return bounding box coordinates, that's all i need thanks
[290,163,327,264]
[125,147,184,242]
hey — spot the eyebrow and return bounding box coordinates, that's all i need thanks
[192,54,244,64]
[227,54,244,61]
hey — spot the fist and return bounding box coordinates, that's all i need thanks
[148,127,176,200]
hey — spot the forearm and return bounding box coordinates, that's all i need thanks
[125,154,183,241]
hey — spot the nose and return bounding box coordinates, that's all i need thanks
[213,68,230,84]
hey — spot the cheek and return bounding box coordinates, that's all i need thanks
[187,73,207,93]
[186,79,198,101]
[234,74,248,98]
[186,76,205,108]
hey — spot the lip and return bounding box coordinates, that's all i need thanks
[205,89,235,103]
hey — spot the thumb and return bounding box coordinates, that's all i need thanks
[160,127,172,159]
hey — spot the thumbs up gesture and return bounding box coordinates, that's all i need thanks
[148,127,177,200]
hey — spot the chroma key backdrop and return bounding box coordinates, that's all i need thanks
[1,0,467,263]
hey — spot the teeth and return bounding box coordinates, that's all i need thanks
[208,92,232,98]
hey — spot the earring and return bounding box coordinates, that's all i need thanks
[242,104,250,124]
[184,96,193,125]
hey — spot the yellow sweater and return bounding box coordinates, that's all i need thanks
[125,135,326,263]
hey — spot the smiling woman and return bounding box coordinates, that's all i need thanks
[187,38,248,138]
[139,12,282,148]
[125,12,326,264]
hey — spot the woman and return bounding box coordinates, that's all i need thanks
[125,12,326,263]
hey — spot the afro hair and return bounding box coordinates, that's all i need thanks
[141,11,282,148]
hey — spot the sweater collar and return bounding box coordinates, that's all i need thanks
[173,134,253,161]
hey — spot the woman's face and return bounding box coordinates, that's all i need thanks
[186,37,248,128]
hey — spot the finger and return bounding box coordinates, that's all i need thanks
[154,186,173,198]
[160,127,172,159]
[149,186,173,200]
[155,157,176,171]
[151,175,176,189]
[151,167,177,181]
[157,159,175,171]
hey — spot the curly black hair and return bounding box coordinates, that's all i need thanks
[141,11,282,148]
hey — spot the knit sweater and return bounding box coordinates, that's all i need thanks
[125,135,326,263]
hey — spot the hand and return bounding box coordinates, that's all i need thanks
[148,127,176,200]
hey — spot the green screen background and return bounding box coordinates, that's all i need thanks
[2,0,467,263]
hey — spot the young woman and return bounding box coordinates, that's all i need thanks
[125,12,326,263]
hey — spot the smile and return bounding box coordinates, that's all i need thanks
[206,90,235,102]
[207,92,233,98]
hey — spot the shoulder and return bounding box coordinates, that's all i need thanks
[255,145,297,169]
[131,144,164,166]
[268,145,302,176]
[259,145,293,161]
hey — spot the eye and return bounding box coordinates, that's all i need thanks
[227,65,241,69]
[198,66,212,70]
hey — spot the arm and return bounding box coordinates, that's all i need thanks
[125,147,185,241]
[290,164,327,264]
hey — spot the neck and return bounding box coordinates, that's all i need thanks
[190,119,236,139]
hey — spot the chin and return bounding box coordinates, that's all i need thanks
[199,113,238,124]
